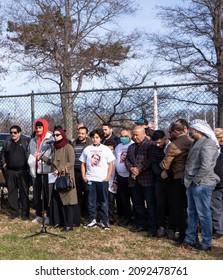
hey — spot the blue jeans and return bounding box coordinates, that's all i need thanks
[185,185,214,248]
[85,181,109,225]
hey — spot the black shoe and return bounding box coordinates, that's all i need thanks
[195,244,211,251]
[174,236,185,244]
[118,219,130,227]
[174,241,196,249]
[148,231,157,237]
[167,229,175,240]
[157,227,165,238]
[130,226,146,232]
[53,224,60,229]
[213,233,223,239]
[8,214,19,220]
[61,226,73,232]
[21,216,29,221]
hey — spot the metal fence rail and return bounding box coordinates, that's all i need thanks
[0,82,221,136]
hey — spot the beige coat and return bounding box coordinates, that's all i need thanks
[44,143,78,205]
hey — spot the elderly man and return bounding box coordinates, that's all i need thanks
[182,119,220,251]
[125,125,156,235]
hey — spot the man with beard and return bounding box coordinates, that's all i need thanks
[182,119,219,251]
[159,122,193,243]
[72,126,92,217]
[101,122,120,147]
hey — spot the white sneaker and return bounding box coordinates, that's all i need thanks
[84,219,97,228]
[101,223,110,230]
[32,216,43,224]
[45,217,50,225]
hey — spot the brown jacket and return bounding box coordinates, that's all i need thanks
[44,143,78,205]
[160,134,193,179]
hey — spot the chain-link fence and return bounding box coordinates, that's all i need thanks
[0,82,221,137]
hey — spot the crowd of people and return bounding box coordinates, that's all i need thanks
[0,116,223,251]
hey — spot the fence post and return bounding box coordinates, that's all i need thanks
[213,98,216,129]
[31,91,35,133]
[153,82,158,129]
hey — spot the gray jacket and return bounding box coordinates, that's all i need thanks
[184,136,220,188]
[28,131,53,176]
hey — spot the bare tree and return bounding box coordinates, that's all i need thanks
[5,0,140,138]
[0,5,8,91]
[147,0,223,126]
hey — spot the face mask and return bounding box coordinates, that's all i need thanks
[120,137,130,145]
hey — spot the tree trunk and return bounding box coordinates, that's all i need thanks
[217,84,223,127]
[60,75,74,140]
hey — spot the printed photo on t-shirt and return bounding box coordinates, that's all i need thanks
[120,151,127,163]
[91,153,101,166]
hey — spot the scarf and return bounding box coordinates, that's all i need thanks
[54,127,69,149]
[189,119,220,149]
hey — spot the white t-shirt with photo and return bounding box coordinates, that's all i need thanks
[114,140,134,177]
[79,144,115,182]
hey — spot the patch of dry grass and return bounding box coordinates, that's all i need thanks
[0,205,223,260]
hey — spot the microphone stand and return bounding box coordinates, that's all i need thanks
[24,143,66,239]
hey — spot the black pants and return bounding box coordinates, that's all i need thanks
[116,174,132,221]
[50,189,80,227]
[172,178,187,240]
[75,169,87,217]
[130,183,157,232]
[6,169,30,217]
[211,187,223,234]
[108,191,117,219]
[33,173,49,217]
[155,179,176,230]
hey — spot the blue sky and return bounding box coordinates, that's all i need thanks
[1,0,178,95]
[119,0,177,32]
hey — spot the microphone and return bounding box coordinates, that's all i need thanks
[46,140,54,144]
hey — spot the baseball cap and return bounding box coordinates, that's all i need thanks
[135,118,148,125]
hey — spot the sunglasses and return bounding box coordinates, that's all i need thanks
[10,131,18,135]
[53,133,62,137]
[217,136,223,141]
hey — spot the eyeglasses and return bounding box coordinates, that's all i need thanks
[10,131,18,135]
[217,136,223,141]
[53,133,62,137]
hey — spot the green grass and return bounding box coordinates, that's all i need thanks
[0,206,223,260]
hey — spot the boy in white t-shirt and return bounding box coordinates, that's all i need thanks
[79,129,115,230]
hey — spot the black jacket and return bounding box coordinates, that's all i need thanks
[214,145,223,189]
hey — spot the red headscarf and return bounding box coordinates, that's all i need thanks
[53,127,69,149]
[34,118,49,149]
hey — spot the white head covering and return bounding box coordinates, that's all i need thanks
[189,119,220,149]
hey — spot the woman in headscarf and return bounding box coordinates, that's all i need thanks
[47,127,80,232]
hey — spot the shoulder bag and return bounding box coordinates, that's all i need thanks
[54,167,73,192]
